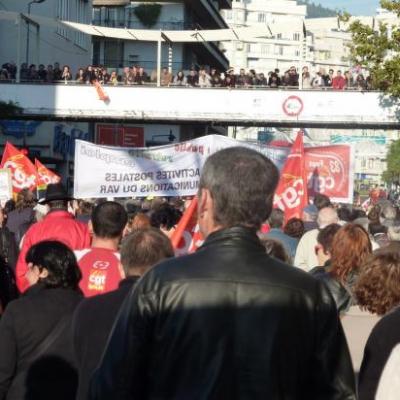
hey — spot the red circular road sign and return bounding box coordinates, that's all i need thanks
[282,96,304,117]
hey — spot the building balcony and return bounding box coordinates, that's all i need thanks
[0,83,397,129]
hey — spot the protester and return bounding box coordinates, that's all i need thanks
[316,223,372,313]
[15,183,90,292]
[301,203,318,231]
[89,147,355,400]
[0,241,82,400]
[283,217,304,240]
[265,208,298,261]
[76,201,127,297]
[6,188,36,246]
[150,203,182,238]
[355,243,400,398]
[309,223,341,276]
[73,228,174,400]
[260,237,290,263]
[294,207,339,271]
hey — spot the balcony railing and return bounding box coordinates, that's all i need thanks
[92,19,195,31]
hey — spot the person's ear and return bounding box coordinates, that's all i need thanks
[38,268,49,279]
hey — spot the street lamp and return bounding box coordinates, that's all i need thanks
[26,0,45,64]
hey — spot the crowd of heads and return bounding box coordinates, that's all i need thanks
[1,61,372,90]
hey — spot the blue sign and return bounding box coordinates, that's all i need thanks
[331,135,386,145]
[0,121,42,139]
[53,124,89,160]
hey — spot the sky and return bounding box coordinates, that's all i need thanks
[317,0,381,15]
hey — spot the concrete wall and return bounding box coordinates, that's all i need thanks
[1,83,398,127]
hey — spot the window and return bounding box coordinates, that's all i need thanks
[236,41,244,51]
[279,46,284,56]
[75,0,87,48]
[258,13,265,23]
[261,45,269,55]
[57,0,69,39]
[361,158,367,168]
[293,33,300,41]
[277,33,282,39]
[249,44,258,53]
[295,50,300,57]
[368,159,374,169]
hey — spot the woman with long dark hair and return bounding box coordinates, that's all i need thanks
[0,241,82,400]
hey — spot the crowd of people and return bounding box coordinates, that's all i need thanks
[0,147,400,399]
[0,61,372,90]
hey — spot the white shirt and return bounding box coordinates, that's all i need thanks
[294,228,319,272]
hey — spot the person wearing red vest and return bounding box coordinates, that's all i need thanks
[16,183,90,292]
[76,201,127,297]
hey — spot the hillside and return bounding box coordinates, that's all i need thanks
[298,0,337,18]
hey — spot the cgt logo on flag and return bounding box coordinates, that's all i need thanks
[1,142,37,192]
[35,159,60,190]
[273,132,308,222]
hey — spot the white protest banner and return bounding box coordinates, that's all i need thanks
[0,168,13,205]
[74,135,353,203]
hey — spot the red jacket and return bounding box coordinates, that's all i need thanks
[16,210,91,292]
[332,76,346,90]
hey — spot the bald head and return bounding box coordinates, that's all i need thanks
[317,207,338,228]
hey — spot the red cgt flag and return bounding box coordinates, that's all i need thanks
[1,142,37,193]
[35,158,61,190]
[273,131,309,222]
[171,197,204,256]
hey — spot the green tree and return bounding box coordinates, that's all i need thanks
[348,0,400,96]
[383,139,400,183]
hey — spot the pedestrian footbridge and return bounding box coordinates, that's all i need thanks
[1,83,399,129]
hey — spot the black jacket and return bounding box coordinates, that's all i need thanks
[309,266,353,313]
[73,277,138,400]
[0,283,82,400]
[89,227,356,400]
[358,306,400,400]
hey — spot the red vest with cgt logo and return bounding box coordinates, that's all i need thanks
[75,248,121,297]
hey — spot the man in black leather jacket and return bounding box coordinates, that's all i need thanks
[90,147,356,400]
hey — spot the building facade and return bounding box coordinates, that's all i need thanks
[92,0,231,72]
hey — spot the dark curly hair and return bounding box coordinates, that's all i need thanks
[355,242,400,315]
[150,204,182,230]
[25,241,81,290]
[283,218,304,239]
[260,238,289,263]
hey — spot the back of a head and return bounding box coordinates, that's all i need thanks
[330,223,372,282]
[25,240,81,289]
[283,218,304,239]
[313,193,331,210]
[317,223,341,254]
[260,237,289,263]
[16,189,35,211]
[150,204,182,230]
[380,203,397,222]
[268,208,284,229]
[199,147,279,229]
[337,206,352,222]
[355,242,400,315]
[317,207,339,228]
[92,201,128,239]
[120,228,174,276]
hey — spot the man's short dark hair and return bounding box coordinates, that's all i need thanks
[120,228,174,275]
[313,193,331,210]
[269,208,284,229]
[199,147,279,229]
[91,201,128,239]
[317,223,341,254]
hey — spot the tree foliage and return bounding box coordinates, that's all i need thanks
[134,3,162,28]
[383,139,400,183]
[348,0,400,96]
[297,1,337,18]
